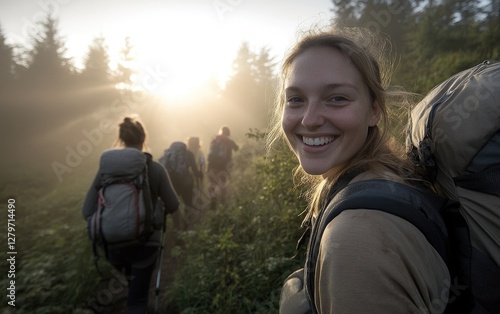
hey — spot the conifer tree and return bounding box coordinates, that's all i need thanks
[115,36,136,92]
[0,25,14,87]
[81,35,112,88]
[224,42,255,99]
[223,42,277,129]
[22,13,73,87]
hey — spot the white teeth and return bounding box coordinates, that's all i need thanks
[303,136,335,146]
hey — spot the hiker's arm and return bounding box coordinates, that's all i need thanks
[82,172,100,219]
[231,140,239,152]
[187,152,202,178]
[199,152,206,172]
[158,166,180,214]
[315,209,449,313]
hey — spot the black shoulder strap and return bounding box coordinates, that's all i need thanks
[142,153,154,236]
[327,180,450,260]
[304,179,451,313]
[454,164,500,196]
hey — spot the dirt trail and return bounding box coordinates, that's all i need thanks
[89,226,178,314]
[91,203,209,314]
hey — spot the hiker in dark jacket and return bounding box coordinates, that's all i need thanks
[187,136,206,189]
[160,141,203,230]
[82,116,179,314]
[162,142,203,209]
[207,126,239,208]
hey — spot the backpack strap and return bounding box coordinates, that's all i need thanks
[304,179,452,313]
[142,155,154,238]
[469,247,500,313]
[90,189,109,276]
[453,164,500,197]
[453,130,500,197]
[296,167,367,256]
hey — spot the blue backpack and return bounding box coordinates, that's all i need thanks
[208,136,231,170]
[160,142,193,188]
[305,61,500,313]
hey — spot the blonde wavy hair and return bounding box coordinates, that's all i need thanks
[267,27,419,222]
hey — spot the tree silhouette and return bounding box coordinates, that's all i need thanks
[222,42,277,130]
[253,46,277,125]
[403,0,496,92]
[0,25,14,88]
[115,36,136,92]
[479,0,500,60]
[254,47,276,85]
[224,42,255,99]
[81,35,113,88]
[21,12,74,89]
[330,0,500,92]
[331,0,419,53]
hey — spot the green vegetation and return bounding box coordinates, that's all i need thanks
[167,131,307,313]
[0,163,100,313]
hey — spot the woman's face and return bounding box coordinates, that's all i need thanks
[281,46,380,177]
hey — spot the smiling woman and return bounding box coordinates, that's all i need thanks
[272,28,452,314]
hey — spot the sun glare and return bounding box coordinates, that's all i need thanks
[131,51,228,104]
[107,7,235,104]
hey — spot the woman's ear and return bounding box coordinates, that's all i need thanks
[369,100,381,127]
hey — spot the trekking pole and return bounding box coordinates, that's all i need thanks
[154,224,167,314]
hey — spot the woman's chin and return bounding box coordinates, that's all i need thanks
[300,164,328,176]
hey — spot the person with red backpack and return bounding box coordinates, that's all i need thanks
[83,116,179,314]
[207,126,239,209]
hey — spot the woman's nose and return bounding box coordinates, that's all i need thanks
[301,100,324,129]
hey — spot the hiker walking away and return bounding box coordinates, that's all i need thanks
[82,116,179,314]
[207,126,239,208]
[187,136,206,190]
[272,28,450,313]
[160,141,203,229]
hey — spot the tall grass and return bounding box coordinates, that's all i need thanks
[167,131,308,313]
[0,160,110,313]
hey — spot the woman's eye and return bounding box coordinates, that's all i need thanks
[286,96,304,104]
[328,96,348,103]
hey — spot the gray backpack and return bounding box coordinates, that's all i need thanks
[87,148,154,249]
[407,60,500,313]
[304,61,500,314]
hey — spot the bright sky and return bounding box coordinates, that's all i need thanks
[0,0,334,100]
